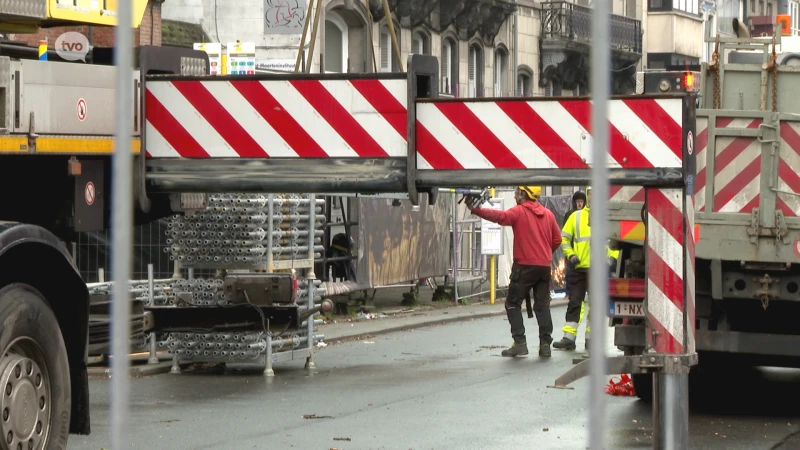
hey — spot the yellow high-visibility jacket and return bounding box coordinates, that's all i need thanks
[561,207,620,270]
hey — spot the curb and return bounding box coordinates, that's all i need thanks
[323,298,569,345]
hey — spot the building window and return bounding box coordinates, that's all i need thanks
[324,13,348,73]
[656,0,698,13]
[412,31,429,55]
[494,47,508,96]
[468,43,483,98]
[441,37,458,95]
[379,24,400,72]
[517,71,532,96]
[767,3,773,17]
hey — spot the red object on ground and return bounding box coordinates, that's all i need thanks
[605,374,637,396]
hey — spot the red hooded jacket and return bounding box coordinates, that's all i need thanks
[472,201,561,267]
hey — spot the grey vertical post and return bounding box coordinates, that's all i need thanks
[589,0,611,448]
[452,192,458,304]
[265,193,275,376]
[264,332,274,377]
[267,194,274,272]
[110,2,134,449]
[147,264,159,365]
[305,194,317,369]
[658,373,689,449]
[98,267,105,283]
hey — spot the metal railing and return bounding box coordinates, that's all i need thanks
[540,1,643,53]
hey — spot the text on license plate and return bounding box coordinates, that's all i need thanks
[609,301,644,317]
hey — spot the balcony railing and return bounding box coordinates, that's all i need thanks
[541,2,643,54]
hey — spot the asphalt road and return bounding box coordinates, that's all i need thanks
[74,305,800,450]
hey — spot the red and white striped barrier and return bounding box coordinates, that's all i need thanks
[415,98,684,170]
[145,78,409,159]
[645,188,690,354]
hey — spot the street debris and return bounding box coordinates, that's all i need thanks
[315,341,328,348]
[333,437,352,441]
[302,414,334,419]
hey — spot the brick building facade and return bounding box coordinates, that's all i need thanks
[10,0,162,48]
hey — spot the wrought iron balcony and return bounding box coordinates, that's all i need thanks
[540,2,642,54]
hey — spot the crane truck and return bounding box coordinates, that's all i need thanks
[607,28,800,401]
[0,2,697,448]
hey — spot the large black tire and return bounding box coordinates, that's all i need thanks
[632,373,653,403]
[0,285,71,450]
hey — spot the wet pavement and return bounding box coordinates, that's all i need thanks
[74,305,800,450]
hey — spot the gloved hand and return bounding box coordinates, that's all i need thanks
[569,255,579,265]
[464,196,482,211]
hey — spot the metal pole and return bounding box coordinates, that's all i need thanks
[110,2,134,449]
[267,194,274,273]
[147,264,159,365]
[452,192,458,304]
[658,373,690,449]
[589,0,611,447]
[306,194,317,369]
[489,188,496,304]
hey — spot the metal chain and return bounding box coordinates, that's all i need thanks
[771,40,779,112]
[709,34,721,109]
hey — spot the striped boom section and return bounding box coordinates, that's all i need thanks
[415,98,684,170]
[144,78,409,158]
[686,192,696,354]
[645,188,686,355]
[779,121,800,217]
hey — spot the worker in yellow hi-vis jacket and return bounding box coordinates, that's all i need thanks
[553,187,619,351]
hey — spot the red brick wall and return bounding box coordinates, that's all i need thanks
[11,1,162,48]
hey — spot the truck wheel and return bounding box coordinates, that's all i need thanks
[632,373,653,403]
[0,285,71,450]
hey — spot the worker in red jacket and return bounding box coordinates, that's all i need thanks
[466,186,562,357]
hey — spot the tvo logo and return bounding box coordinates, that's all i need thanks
[55,32,90,62]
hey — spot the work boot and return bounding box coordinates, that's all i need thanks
[501,342,529,357]
[552,337,577,351]
[539,343,551,358]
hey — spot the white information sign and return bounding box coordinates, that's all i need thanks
[226,41,256,75]
[193,42,222,75]
[480,198,504,255]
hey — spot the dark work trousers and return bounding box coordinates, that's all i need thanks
[564,268,590,332]
[506,263,554,345]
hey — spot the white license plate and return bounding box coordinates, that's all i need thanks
[609,301,645,317]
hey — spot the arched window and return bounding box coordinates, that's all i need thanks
[441,36,458,95]
[517,71,532,97]
[324,13,348,73]
[379,24,400,72]
[411,30,429,55]
[468,43,484,98]
[494,47,508,96]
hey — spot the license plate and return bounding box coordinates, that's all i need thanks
[609,301,644,317]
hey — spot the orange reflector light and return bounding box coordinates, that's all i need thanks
[609,278,646,299]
